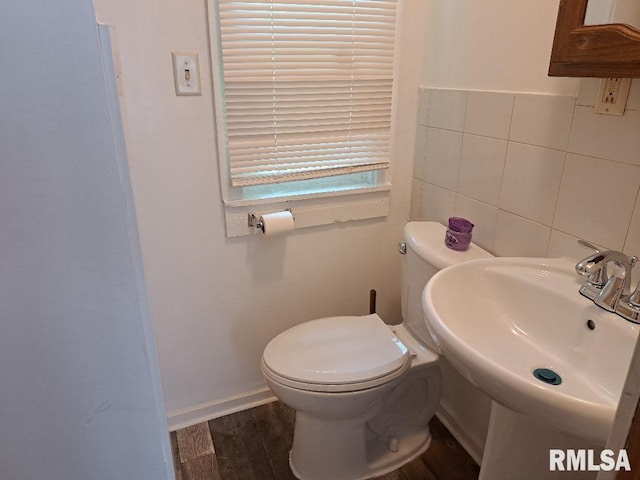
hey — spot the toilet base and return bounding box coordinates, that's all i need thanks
[289,423,432,480]
[285,363,439,480]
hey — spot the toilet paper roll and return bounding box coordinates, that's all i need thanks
[259,210,295,236]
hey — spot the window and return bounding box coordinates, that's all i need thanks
[208,0,398,235]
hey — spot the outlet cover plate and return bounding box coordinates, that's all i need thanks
[595,78,631,116]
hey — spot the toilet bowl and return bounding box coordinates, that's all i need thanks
[261,222,493,480]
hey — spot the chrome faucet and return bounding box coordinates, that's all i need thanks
[575,240,640,323]
[574,241,608,301]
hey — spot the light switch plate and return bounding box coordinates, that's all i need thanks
[172,52,201,96]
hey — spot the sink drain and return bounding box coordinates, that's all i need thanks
[533,368,562,385]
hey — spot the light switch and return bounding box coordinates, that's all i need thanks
[172,52,201,96]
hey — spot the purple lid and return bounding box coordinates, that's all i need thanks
[448,217,474,234]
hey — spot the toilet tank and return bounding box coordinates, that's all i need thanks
[401,222,493,350]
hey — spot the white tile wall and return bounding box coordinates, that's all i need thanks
[420,182,456,226]
[417,89,430,126]
[464,91,514,139]
[493,211,551,258]
[625,195,640,259]
[509,94,575,151]
[628,81,640,111]
[413,125,428,179]
[568,106,640,165]
[410,179,423,222]
[423,128,462,189]
[412,83,640,260]
[499,142,565,226]
[546,229,600,259]
[426,89,468,131]
[458,134,507,205]
[553,153,640,249]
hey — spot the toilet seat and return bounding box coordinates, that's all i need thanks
[262,314,411,393]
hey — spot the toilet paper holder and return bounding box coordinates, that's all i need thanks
[248,209,294,230]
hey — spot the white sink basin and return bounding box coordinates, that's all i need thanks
[422,256,639,444]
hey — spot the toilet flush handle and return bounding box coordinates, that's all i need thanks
[397,242,406,255]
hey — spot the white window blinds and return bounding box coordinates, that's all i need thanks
[217,0,397,187]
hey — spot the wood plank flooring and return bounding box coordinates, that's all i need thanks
[171,401,479,480]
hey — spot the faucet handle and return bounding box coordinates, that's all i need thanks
[617,280,640,323]
[577,239,600,254]
[576,240,608,288]
[626,255,639,306]
[629,281,640,307]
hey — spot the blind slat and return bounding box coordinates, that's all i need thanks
[217,0,397,186]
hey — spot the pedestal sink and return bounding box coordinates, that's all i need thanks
[422,257,639,479]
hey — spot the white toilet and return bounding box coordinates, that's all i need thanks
[261,222,492,480]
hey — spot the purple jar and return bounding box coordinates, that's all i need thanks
[445,217,474,251]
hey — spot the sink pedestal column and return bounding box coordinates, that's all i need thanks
[479,402,601,480]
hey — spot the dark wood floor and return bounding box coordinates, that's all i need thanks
[171,401,479,480]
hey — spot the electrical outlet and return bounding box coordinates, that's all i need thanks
[594,78,631,115]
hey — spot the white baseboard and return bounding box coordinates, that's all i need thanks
[436,406,484,465]
[167,386,277,432]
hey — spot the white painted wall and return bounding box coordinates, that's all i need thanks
[0,1,173,479]
[422,0,578,95]
[93,0,429,427]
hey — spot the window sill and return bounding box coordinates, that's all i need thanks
[222,185,391,238]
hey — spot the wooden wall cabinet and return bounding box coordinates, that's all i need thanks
[549,0,640,77]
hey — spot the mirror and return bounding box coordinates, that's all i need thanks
[585,0,640,30]
[549,0,640,77]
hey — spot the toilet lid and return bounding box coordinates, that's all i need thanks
[262,314,409,386]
